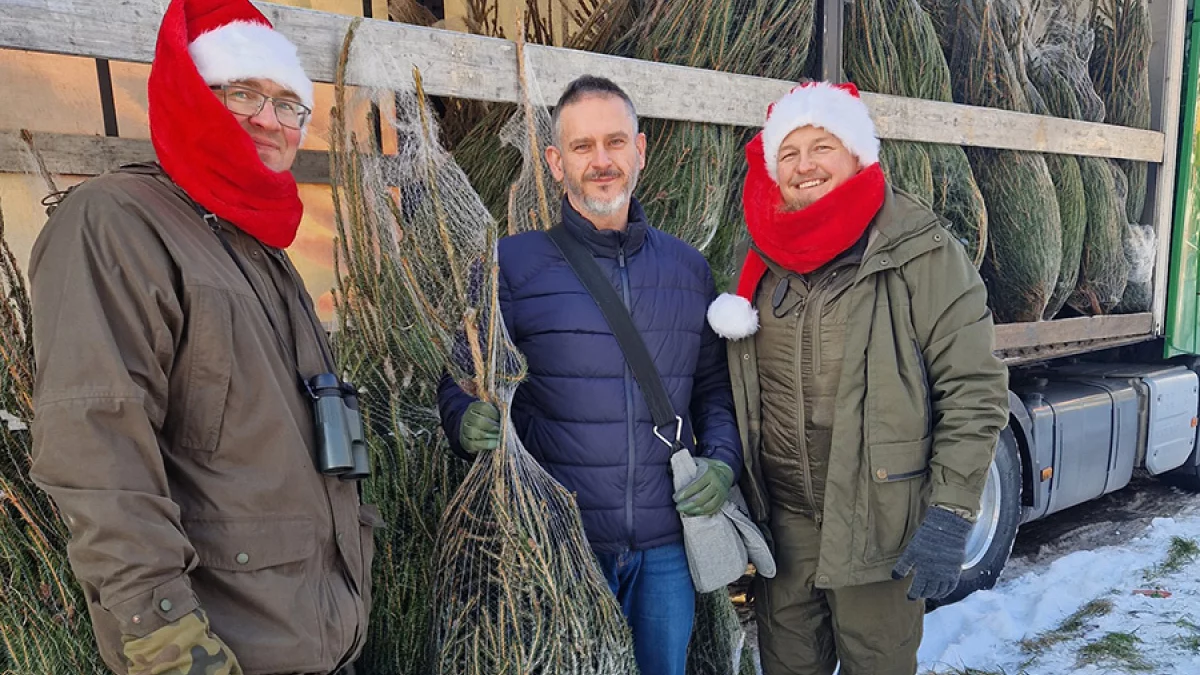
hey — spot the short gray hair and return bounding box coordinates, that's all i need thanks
[551,75,638,145]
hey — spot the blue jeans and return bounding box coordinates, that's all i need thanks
[594,542,695,675]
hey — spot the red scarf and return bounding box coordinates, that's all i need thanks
[148,0,303,249]
[735,132,885,301]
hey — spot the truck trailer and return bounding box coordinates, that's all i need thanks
[1,0,1200,609]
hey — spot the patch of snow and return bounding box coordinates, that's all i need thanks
[921,508,1200,674]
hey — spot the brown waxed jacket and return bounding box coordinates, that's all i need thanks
[728,186,1010,589]
[29,164,381,675]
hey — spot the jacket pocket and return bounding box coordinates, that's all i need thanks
[864,438,931,563]
[185,516,324,674]
[176,288,233,453]
[357,504,383,631]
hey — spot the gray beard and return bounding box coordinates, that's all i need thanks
[565,165,640,218]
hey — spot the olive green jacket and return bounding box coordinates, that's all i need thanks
[728,187,1009,588]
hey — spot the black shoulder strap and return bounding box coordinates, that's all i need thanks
[547,225,682,449]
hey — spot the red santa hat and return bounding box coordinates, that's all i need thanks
[185,0,314,111]
[706,81,882,341]
[148,0,308,249]
[761,81,879,184]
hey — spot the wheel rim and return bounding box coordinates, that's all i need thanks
[962,460,1002,570]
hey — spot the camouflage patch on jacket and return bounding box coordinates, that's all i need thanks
[122,609,243,675]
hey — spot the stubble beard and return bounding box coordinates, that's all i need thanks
[566,164,640,218]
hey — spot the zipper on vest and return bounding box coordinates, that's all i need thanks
[618,245,636,543]
[797,259,860,526]
[791,276,821,527]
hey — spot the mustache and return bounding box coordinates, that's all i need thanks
[585,168,624,181]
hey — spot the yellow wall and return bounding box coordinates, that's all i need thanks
[0,0,385,322]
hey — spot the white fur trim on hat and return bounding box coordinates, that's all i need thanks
[188,20,315,113]
[762,82,879,183]
[707,293,759,340]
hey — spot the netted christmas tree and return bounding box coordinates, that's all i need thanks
[332,19,637,674]
[0,144,107,674]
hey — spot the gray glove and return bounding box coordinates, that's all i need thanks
[890,506,972,601]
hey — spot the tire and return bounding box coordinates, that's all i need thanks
[1164,461,1200,492]
[928,427,1022,609]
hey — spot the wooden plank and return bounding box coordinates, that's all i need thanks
[0,0,1166,162]
[0,131,334,184]
[1149,0,1190,333]
[993,313,1155,351]
[999,335,1156,366]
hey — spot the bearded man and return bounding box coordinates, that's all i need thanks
[707,81,1009,675]
[438,75,741,674]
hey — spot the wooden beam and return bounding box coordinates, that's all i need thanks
[993,313,1155,352]
[0,0,1166,162]
[0,131,335,184]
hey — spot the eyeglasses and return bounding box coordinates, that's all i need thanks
[210,85,311,130]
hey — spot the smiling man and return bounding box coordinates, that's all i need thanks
[438,75,741,674]
[27,2,377,675]
[707,82,1009,675]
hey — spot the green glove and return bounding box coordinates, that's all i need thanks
[674,458,734,516]
[458,401,501,455]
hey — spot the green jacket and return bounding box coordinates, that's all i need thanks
[728,187,1009,588]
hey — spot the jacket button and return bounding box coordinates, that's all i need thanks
[159,599,173,612]
[742,354,750,361]
[933,233,942,242]
[880,258,890,267]
[131,615,142,625]
[876,468,888,480]
[236,553,250,565]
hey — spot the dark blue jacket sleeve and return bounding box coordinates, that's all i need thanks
[436,256,513,461]
[688,266,743,482]
[437,372,477,461]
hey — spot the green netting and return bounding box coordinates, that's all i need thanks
[880,140,935,206]
[1069,156,1130,314]
[0,171,106,674]
[1091,0,1152,224]
[686,591,757,675]
[850,0,987,266]
[1042,153,1087,319]
[927,143,988,267]
[971,148,1063,323]
[946,0,1061,322]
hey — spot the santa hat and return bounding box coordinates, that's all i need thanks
[185,0,314,112]
[148,0,306,249]
[761,81,879,184]
[705,81,882,341]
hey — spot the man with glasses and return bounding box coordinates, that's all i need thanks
[27,1,377,675]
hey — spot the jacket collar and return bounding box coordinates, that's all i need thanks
[854,185,944,284]
[561,195,649,258]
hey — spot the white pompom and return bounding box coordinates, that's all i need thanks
[707,293,759,340]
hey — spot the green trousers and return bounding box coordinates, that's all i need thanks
[755,509,923,675]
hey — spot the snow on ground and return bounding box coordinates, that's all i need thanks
[920,506,1200,674]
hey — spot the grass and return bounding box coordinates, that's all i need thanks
[1019,598,1114,655]
[1076,631,1153,671]
[1142,536,1200,582]
[1173,616,1200,654]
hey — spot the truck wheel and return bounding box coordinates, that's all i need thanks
[928,428,1022,609]
[1164,462,1200,492]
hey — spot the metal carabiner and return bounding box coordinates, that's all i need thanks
[653,415,684,448]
